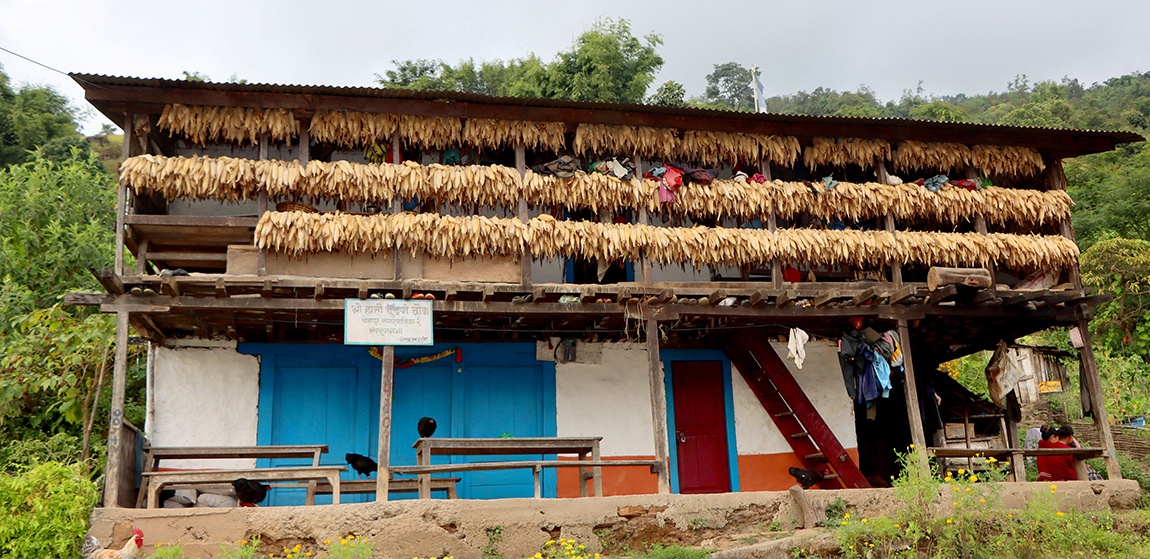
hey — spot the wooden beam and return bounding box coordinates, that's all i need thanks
[103,311,130,507]
[377,345,394,500]
[889,284,917,305]
[635,155,652,285]
[391,130,403,281]
[258,132,269,276]
[851,287,877,306]
[646,318,670,494]
[135,239,149,275]
[812,290,839,308]
[776,290,795,308]
[898,319,927,452]
[1075,316,1121,479]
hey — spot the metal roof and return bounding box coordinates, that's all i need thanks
[70,73,1145,151]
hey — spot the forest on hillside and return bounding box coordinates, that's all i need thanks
[0,16,1147,493]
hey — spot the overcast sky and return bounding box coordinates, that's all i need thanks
[2,0,1148,134]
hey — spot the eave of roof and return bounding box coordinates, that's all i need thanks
[71,73,1145,156]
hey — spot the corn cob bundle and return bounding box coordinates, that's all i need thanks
[396,115,462,150]
[803,138,891,169]
[666,178,774,221]
[256,210,1079,272]
[309,110,398,147]
[573,124,679,160]
[461,119,567,152]
[892,141,971,172]
[752,135,802,167]
[120,154,261,201]
[679,131,760,166]
[158,104,298,146]
[422,163,523,208]
[522,170,651,214]
[970,145,1045,177]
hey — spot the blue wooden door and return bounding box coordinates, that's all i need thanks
[265,365,363,506]
[460,366,547,499]
[381,363,455,500]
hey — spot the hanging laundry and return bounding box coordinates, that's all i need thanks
[749,173,768,183]
[872,352,892,398]
[837,329,868,400]
[855,345,879,404]
[787,328,810,369]
[822,175,839,190]
[733,171,748,183]
[917,174,949,192]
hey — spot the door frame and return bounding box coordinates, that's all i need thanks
[661,349,740,494]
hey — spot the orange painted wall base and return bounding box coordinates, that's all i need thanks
[553,449,861,497]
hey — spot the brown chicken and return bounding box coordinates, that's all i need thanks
[82,529,144,559]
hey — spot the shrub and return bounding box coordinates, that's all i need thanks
[0,462,99,558]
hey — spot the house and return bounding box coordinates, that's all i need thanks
[67,74,1140,507]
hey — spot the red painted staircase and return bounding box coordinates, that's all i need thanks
[722,333,870,489]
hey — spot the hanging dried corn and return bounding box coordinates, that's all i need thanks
[803,138,890,169]
[158,104,298,146]
[462,119,566,152]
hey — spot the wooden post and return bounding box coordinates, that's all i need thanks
[1046,158,1083,286]
[376,345,395,500]
[391,131,403,281]
[761,157,782,288]
[646,318,670,493]
[1076,316,1122,478]
[258,133,269,276]
[115,112,132,277]
[635,155,652,285]
[968,165,998,293]
[884,214,902,287]
[103,311,130,507]
[516,144,531,286]
[898,319,927,452]
[135,239,149,275]
[298,121,309,165]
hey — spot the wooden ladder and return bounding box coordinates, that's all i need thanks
[722,334,870,489]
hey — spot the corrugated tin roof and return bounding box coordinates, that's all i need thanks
[69,73,1145,144]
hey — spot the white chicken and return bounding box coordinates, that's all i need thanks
[81,529,144,559]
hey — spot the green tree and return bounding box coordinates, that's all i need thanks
[910,100,968,122]
[648,80,686,107]
[704,62,753,112]
[544,18,663,103]
[0,150,116,324]
[0,65,84,168]
[1080,237,1150,361]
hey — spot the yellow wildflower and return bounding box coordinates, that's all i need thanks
[966,487,972,492]
[970,475,979,482]
[306,554,312,558]
[1008,514,1013,518]
[240,540,248,545]
[287,555,293,559]
[845,513,850,519]
[294,545,302,552]
[953,486,960,491]
[547,540,555,546]
[944,476,952,482]
[861,518,868,523]
[953,502,958,506]
[340,540,347,545]
[980,499,986,503]
[1051,485,1058,490]
[325,540,331,545]
[840,521,847,525]
[958,469,966,475]
[987,457,997,463]
[947,518,952,524]
[348,535,356,540]
[1057,512,1065,517]
[894,524,900,528]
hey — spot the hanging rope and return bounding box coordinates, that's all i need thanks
[369,346,462,368]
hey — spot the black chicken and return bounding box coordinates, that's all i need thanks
[345,453,378,478]
[788,467,826,490]
[418,417,437,438]
[231,478,268,505]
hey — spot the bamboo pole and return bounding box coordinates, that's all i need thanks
[635,155,651,284]
[516,144,531,286]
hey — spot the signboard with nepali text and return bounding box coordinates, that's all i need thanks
[344,299,433,346]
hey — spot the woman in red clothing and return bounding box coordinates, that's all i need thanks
[1037,425,1079,481]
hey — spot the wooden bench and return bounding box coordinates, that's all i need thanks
[391,459,661,498]
[929,447,1104,481]
[137,445,328,508]
[314,478,461,499]
[142,465,346,508]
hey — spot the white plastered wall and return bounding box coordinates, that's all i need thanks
[732,340,857,455]
[554,344,656,456]
[151,346,260,469]
[554,341,856,459]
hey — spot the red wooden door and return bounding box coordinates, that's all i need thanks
[671,361,731,494]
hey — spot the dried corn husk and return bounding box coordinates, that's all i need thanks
[255,211,1079,271]
[158,104,298,145]
[574,124,679,160]
[462,119,566,152]
[803,137,890,169]
[121,155,1073,226]
[970,145,1045,176]
[892,141,971,172]
[310,110,398,147]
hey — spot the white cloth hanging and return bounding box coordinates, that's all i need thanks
[787,327,810,369]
